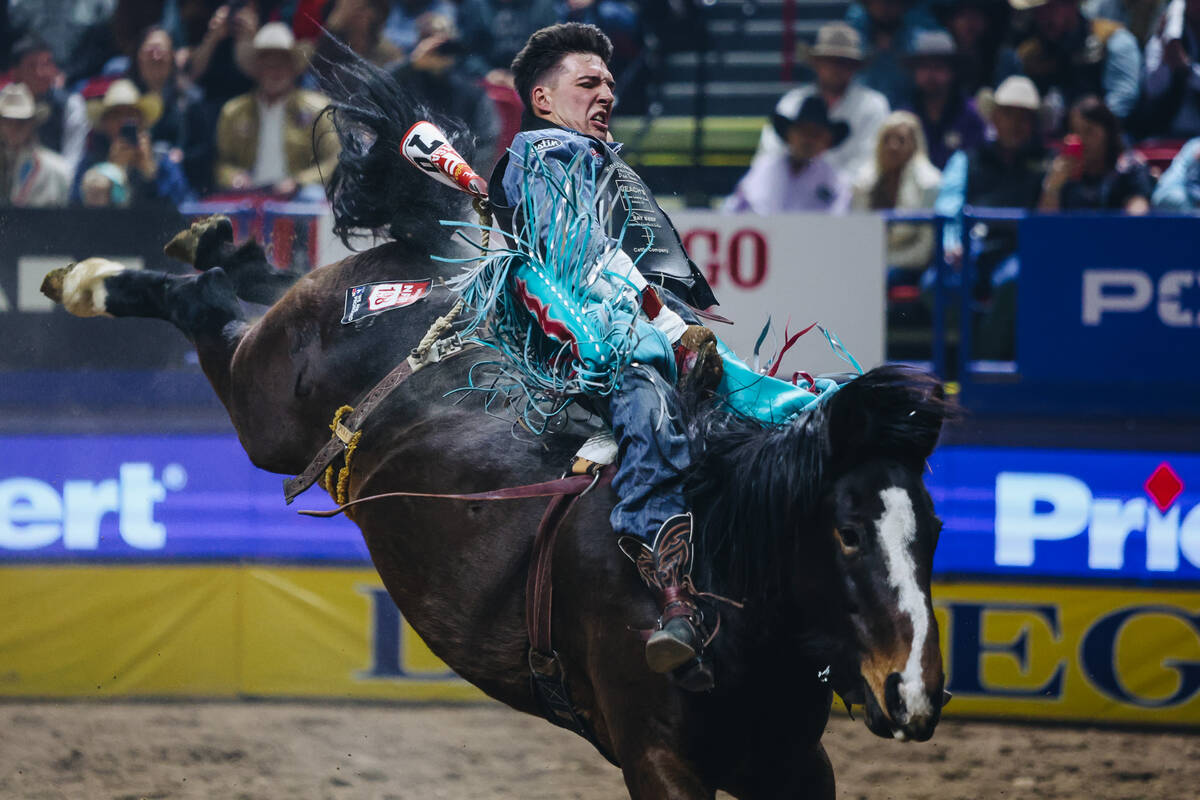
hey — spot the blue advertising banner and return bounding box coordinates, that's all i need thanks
[1017,215,1200,383]
[6,433,1199,584]
[929,446,1200,582]
[0,435,367,563]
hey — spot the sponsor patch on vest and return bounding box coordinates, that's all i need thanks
[532,137,562,152]
[342,280,433,324]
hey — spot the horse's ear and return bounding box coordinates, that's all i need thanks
[824,368,948,466]
[823,376,874,461]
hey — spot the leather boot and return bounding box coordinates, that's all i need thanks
[619,513,712,684]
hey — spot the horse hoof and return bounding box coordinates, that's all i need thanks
[40,264,72,303]
[164,215,233,267]
[646,628,698,674]
[48,258,125,317]
[672,657,715,693]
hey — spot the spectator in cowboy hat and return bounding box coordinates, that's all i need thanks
[726,95,852,213]
[8,34,90,174]
[931,75,1051,359]
[754,22,890,183]
[72,78,194,208]
[214,21,339,196]
[900,29,988,169]
[0,83,71,208]
[1009,0,1142,130]
[844,0,941,107]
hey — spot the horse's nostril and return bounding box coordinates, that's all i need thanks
[884,672,907,722]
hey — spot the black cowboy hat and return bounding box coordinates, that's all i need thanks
[903,30,961,66]
[772,95,851,147]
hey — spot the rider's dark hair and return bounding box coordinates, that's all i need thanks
[510,23,613,111]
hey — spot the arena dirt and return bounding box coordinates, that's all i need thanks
[0,701,1195,800]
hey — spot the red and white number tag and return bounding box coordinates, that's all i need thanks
[342,279,433,324]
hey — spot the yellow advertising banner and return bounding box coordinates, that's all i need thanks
[238,567,479,700]
[2,566,1198,727]
[0,565,480,701]
[931,582,1200,726]
[0,565,239,696]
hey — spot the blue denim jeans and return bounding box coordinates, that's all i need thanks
[607,363,691,544]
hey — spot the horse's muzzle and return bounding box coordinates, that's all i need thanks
[861,672,947,742]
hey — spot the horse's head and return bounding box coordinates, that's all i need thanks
[691,365,951,741]
[818,366,949,742]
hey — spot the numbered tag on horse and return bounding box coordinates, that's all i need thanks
[401,121,488,198]
[342,279,433,324]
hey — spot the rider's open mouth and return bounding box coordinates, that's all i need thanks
[590,112,609,131]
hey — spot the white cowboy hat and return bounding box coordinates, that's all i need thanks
[993,75,1041,110]
[251,22,309,71]
[0,82,48,122]
[253,21,297,53]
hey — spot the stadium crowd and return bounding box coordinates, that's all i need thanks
[1,0,1199,216]
[0,0,655,208]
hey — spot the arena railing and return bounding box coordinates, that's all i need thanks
[883,207,1200,419]
[179,199,330,274]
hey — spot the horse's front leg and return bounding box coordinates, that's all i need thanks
[621,746,715,800]
[729,742,835,800]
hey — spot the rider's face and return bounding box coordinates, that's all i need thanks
[531,52,616,140]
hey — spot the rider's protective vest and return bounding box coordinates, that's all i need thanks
[489,118,718,311]
[481,118,834,424]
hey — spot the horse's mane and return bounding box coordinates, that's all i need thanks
[688,364,951,604]
[317,45,474,251]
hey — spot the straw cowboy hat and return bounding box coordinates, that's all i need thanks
[87,78,163,126]
[0,82,50,123]
[252,22,309,71]
[806,22,866,62]
[772,95,851,147]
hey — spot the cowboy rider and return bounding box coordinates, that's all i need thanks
[488,23,825,691]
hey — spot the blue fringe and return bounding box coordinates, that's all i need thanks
[436,141,640,434]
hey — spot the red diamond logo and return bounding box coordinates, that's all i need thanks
[1144,462,1184,513]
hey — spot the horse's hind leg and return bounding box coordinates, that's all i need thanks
[166,215,300,305]
[42,258,246,400]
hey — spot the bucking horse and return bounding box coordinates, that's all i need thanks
[40,58,952,798]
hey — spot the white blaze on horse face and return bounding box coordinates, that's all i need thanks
[61,258,126,318]
[875,486,934,723]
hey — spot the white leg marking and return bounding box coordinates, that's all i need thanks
[60,258,126,318]
[876,486,934,720]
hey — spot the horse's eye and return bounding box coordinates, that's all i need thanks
[835,526,862,556]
